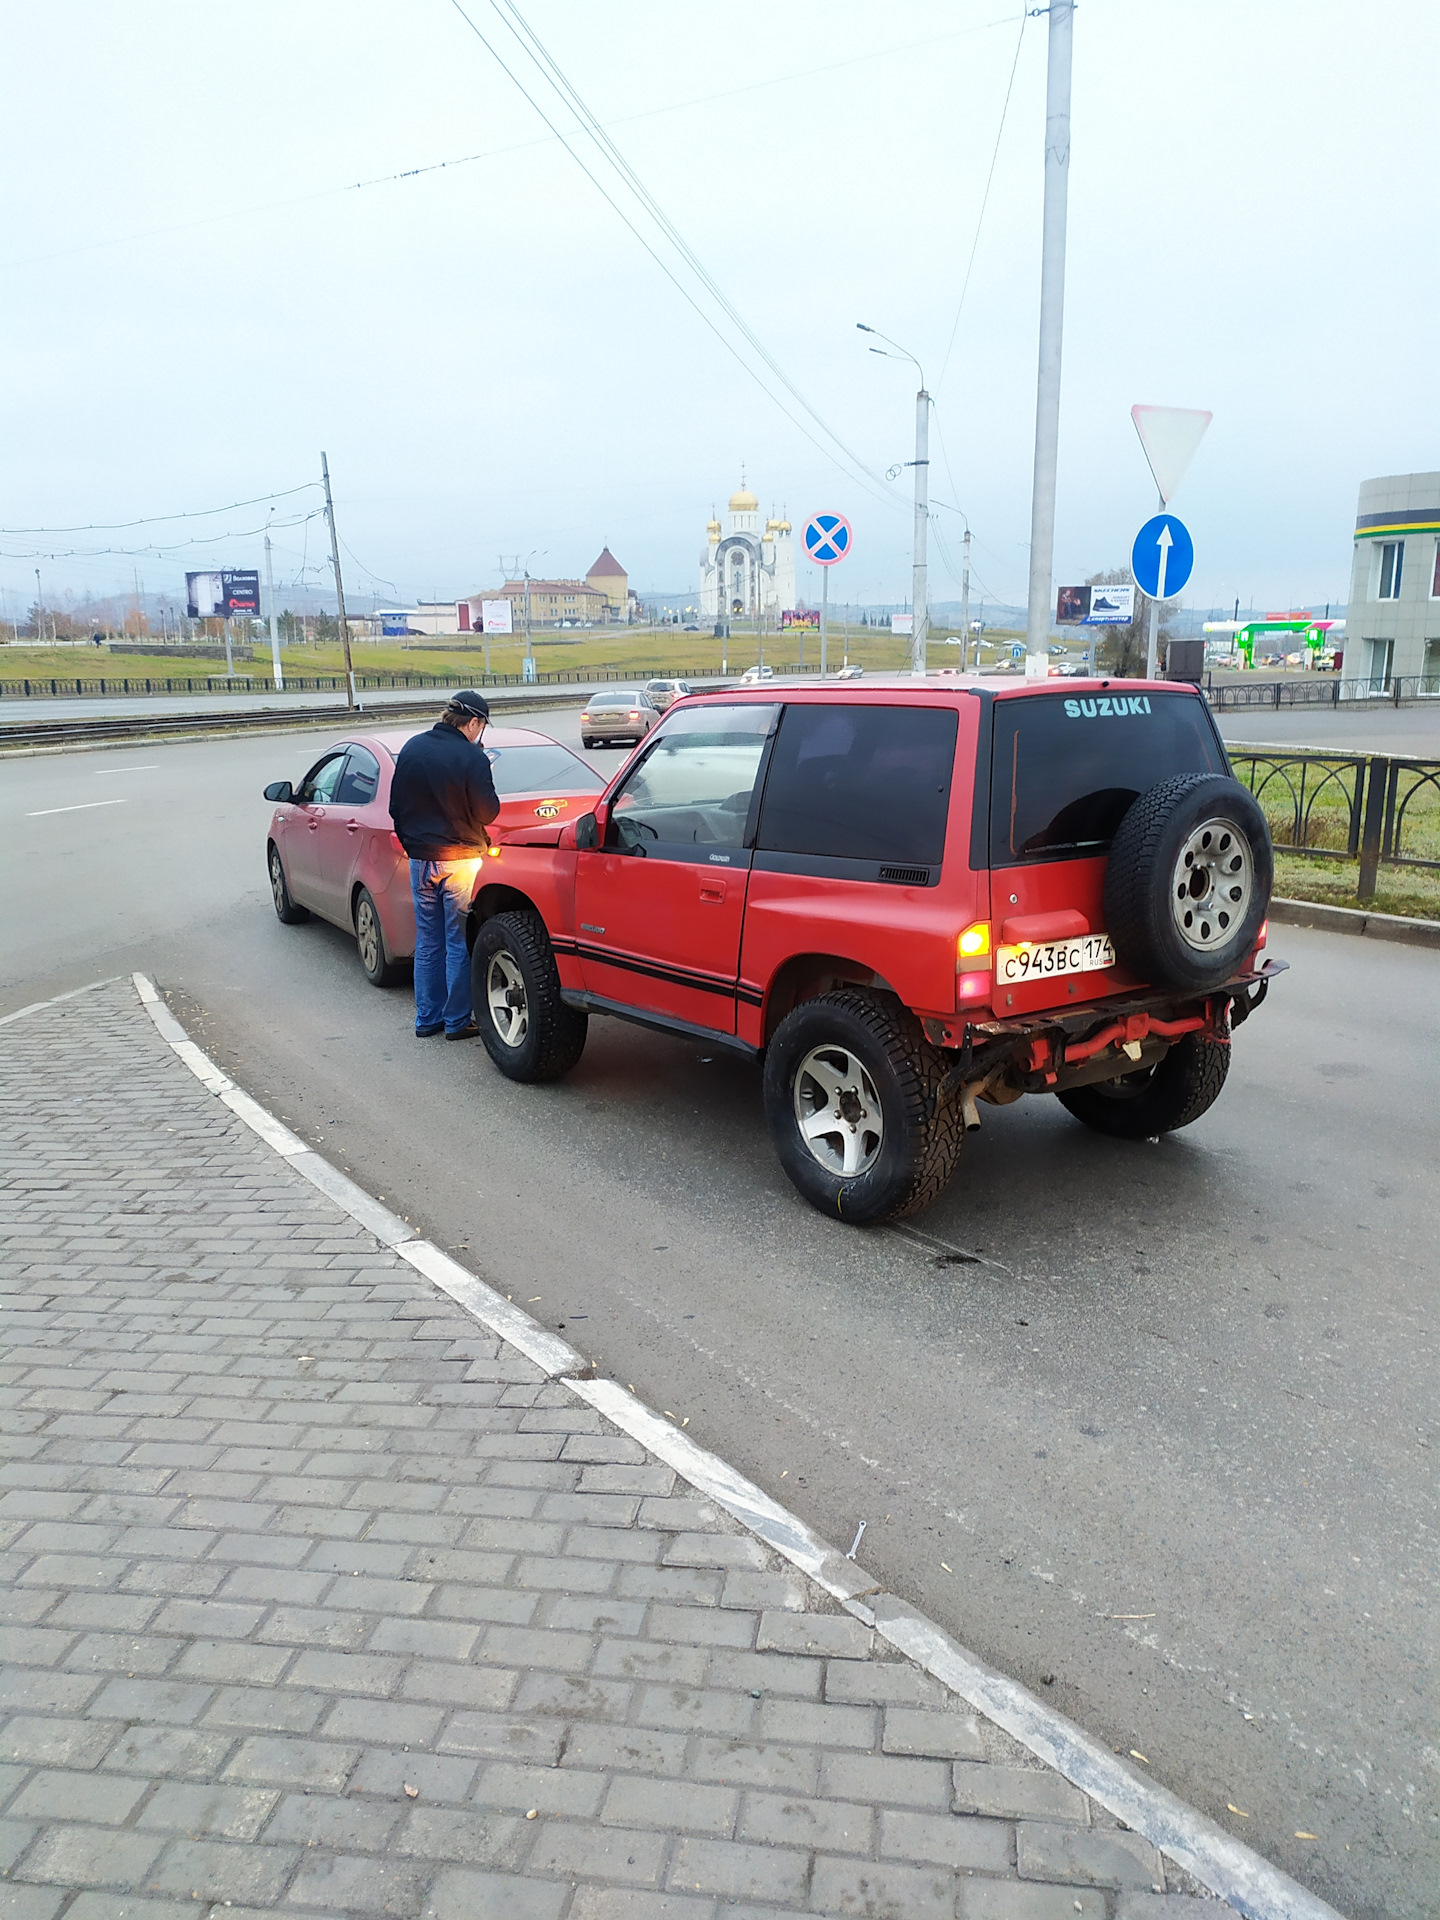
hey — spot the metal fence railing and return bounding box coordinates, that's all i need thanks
[1206,675,1440,710]
[1227,745,1440,899]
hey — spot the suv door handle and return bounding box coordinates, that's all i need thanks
[699,879,727,903]
[345,819,361,835]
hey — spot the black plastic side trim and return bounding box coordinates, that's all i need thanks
[560,990,760,1059]
[575,942,735,998]
[751,850,937,887]
[969,688,994,872]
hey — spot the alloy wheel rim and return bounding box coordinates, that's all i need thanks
[486,951,529,1049]
[793,1043,884,1178]
[1170,817,1253,951]
[357,899,380,973]
[269,852,286,914]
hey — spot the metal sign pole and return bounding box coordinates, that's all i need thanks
[264,534,283,691]
[1025,0,1074,680]
[320,451,357,710]
[821,567,829,679]
[1146,524,1172,679]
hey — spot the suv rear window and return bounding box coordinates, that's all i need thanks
[990,689,1225,865]
[757,703,958,864]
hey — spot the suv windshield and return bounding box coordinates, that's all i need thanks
[990,689,1226,864]
[486,743,602,794]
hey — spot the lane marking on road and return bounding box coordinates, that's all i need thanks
[126,968,1342,1920]
[89,763,159,774]
[0,975,122,1027]
[24,798,129,816]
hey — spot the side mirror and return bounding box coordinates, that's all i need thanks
[574,812,598,850]
[264,781,294,803]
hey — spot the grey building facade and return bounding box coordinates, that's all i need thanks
[1342,472,1440,694]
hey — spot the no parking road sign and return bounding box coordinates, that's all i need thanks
[1131,513,1194,602]
[803,512,852,565]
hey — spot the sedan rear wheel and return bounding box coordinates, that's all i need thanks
[355,886,407,988]
[268,843,308,924]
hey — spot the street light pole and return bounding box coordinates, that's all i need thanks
[264,532,283,691]
[1024,0,1074,680]
[960,527,972,670]
[858,323,929,676]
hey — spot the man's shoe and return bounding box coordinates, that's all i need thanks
[415,1024,444,1038]
[446,1022,480,1041]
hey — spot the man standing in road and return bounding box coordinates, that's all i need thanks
[388,690,499,1040]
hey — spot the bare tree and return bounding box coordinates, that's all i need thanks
[1087,568,1178,678]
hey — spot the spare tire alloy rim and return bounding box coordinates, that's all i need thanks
[485,950,529,1049]
[357,897,381,973]
[1171,817,1254,950]
[793,1044,884,1178]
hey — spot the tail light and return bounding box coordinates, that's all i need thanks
[957,922,991,965]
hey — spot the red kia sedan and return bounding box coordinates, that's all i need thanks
[263,725,603,985]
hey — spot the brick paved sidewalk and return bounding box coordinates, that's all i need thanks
[0,981,1234,1920]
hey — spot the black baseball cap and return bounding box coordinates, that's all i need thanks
[446,689,490,720]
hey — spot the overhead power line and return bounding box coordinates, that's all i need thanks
[1,481,322,536]
[2,509,325,563]
[447,0,900,510]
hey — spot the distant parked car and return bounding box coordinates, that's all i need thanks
[739,664,775,684]
[834,663,864,680]
[682,623,699,632]
[581,689,659,748]
[645,678,692,711]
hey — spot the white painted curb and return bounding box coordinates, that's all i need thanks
[123,971,1342,1920]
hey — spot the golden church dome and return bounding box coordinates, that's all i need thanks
[729,483,759,512]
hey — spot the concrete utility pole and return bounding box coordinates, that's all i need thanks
[320,451,358,709]
[960,527,972,670]
[264,533,283,691]
[1024,0,1074,680]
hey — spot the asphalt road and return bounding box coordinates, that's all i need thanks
[5,716,1437,1920]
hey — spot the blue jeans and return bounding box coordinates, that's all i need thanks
[410,859,479,1034]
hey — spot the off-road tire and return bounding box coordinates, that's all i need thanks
[472,910,588,1083]
[1105,773,1271,991]
[1057,1030,1230,1139]
[268,842,308,924]
[355,886,407,988]
[763,989,964,1225]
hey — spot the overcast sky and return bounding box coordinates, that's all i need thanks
[3,1,1436,622]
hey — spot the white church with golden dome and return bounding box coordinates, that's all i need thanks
[700,478,795,622]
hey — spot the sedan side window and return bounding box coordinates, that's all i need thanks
[608,704,778,853]
[335,745,381,806]
[297,752,347,804]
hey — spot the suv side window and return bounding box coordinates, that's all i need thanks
[335,745,380,806]
[297,751,347,804]
[755,704,958,866]
[608,703,778,854]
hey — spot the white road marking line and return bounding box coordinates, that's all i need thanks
[126,968,1342,1920]
[89,764,159,774]
[24,798,129,816]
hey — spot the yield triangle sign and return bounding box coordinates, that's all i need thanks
[1131,405,1212,504]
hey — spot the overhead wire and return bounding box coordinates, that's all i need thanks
[1,509,326,564]
[1,482,322,537]
[937,8,1029,394]
[447,0,899,511]
[486,0,897,505]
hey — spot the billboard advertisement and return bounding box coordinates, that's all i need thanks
[1057,584,1134,626]
[891,612,913,636]
[481,599,514,635]
[781,609,819,631]
[186,569,261,619]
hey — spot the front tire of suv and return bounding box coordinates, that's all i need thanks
[1057,1030,1229,1139]
[472,910,588,1083]
[764,990,963,1224]
[1105,773,1272,991]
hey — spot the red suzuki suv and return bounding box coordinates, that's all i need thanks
[465,681,1281,1224]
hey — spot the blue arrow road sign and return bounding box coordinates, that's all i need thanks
[1011,643,1024,660]
[1131,513,1193,600]
[803,512,852,565]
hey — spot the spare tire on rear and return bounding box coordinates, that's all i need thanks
[1104,772,1271,991]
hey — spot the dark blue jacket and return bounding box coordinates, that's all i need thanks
[389,722,500,859]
